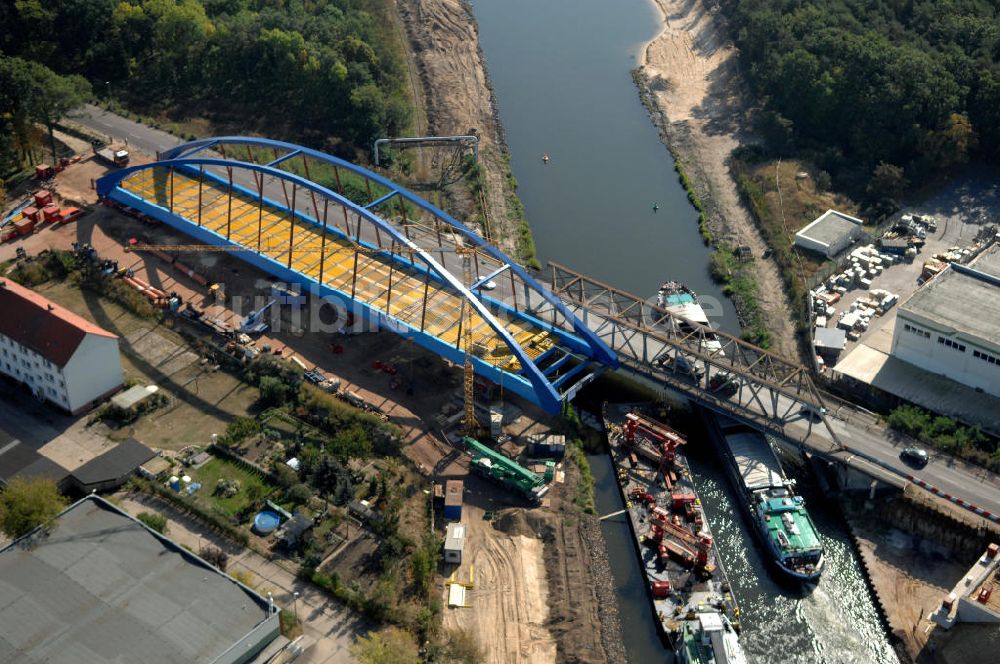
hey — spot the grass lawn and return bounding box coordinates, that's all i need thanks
[189,457,277,517]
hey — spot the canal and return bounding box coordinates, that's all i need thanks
[471,0,738,330]
[470,0,897,661]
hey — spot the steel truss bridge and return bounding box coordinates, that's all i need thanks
[95,136,840,451]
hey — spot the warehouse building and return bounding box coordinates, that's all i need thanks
[794,209,865,258]
[890,244,1000,398]
[0,279,123,414]
[0,495,281,664]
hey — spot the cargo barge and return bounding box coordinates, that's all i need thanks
[603,404,746,663]
[707,415,824,583]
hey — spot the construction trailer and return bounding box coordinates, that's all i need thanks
[444,522,466,564]
[463,437,549,504]
[444,480,464,521]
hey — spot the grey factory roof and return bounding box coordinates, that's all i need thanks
[0,496,274,664]
[0,428,69,488]
[796,209,863,246]
[900,243,1000,348]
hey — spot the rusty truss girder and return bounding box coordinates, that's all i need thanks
[544,263,842,449]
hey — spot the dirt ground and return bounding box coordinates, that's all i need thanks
[439,466,621,664]
[443,503,557,664]
[396,0,521,255]
[639,0,799,360]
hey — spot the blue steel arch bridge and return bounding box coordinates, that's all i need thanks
[96,136,843,455]
[96,136,617,415]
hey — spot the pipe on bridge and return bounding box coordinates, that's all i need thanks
[373,135,480,166]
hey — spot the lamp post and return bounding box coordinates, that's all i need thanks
[292,591,299,623]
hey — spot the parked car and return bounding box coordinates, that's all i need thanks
[900,447,929,467]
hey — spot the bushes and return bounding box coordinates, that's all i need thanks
[565,440,596,515]
[9,251,74,286]
[887,405,997,470]
[136,511,168,534]
[219,416,261,446]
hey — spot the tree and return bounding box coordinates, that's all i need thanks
[273,463,299,490]
[867,162,908,204]
[200,545,229,571]
[286,483,312,506]
[350,627,419,664]
[0,477,67,538]
[136,511,168,534]
[0,56,91,166]
[311,455,351,507]
[257,376,289,407]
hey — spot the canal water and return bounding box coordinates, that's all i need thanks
[470,0,896,661]
[471,0,738,331]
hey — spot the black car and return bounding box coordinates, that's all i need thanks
[900,447,929,467]
[708,372,739,398]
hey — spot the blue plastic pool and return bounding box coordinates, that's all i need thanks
[253,511,281,534]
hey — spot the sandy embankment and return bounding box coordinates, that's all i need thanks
[395,0,520,256]
[638,0,799,360]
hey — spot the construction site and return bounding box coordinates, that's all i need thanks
[0,128,623,663]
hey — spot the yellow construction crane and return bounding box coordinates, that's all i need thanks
[126,239,490,435]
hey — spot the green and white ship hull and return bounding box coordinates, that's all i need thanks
[711,416,825,583]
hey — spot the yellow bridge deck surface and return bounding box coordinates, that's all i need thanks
[121,169,557,369]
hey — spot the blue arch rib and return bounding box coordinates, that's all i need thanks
[97,157,579,412]
[160,136,618,368]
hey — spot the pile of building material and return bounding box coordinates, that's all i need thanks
[119,272,177,309]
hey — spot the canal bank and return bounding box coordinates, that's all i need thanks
[469,0,897,661]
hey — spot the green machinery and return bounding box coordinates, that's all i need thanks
[463,437,550,504]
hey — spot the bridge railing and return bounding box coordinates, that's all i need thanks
[542,262,843,448]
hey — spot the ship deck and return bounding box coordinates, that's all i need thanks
[603,404,739,647]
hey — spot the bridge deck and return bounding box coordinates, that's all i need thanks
[121,169,555,370]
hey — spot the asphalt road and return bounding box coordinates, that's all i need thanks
[69,105,1000,519]
[70,104,183,158]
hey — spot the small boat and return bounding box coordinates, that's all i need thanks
[542,153,549,163]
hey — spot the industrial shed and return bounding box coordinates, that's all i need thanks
[69,438,156,493]
[794,210,864,258]
[891,243,1000,397]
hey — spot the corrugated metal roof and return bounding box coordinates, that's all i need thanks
[0,496,274,663]
[0,279,117,367]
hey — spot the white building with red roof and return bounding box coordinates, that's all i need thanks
[0,279,123,414]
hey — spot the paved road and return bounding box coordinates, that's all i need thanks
[70,105,1000,519]
[70,104,183,158]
